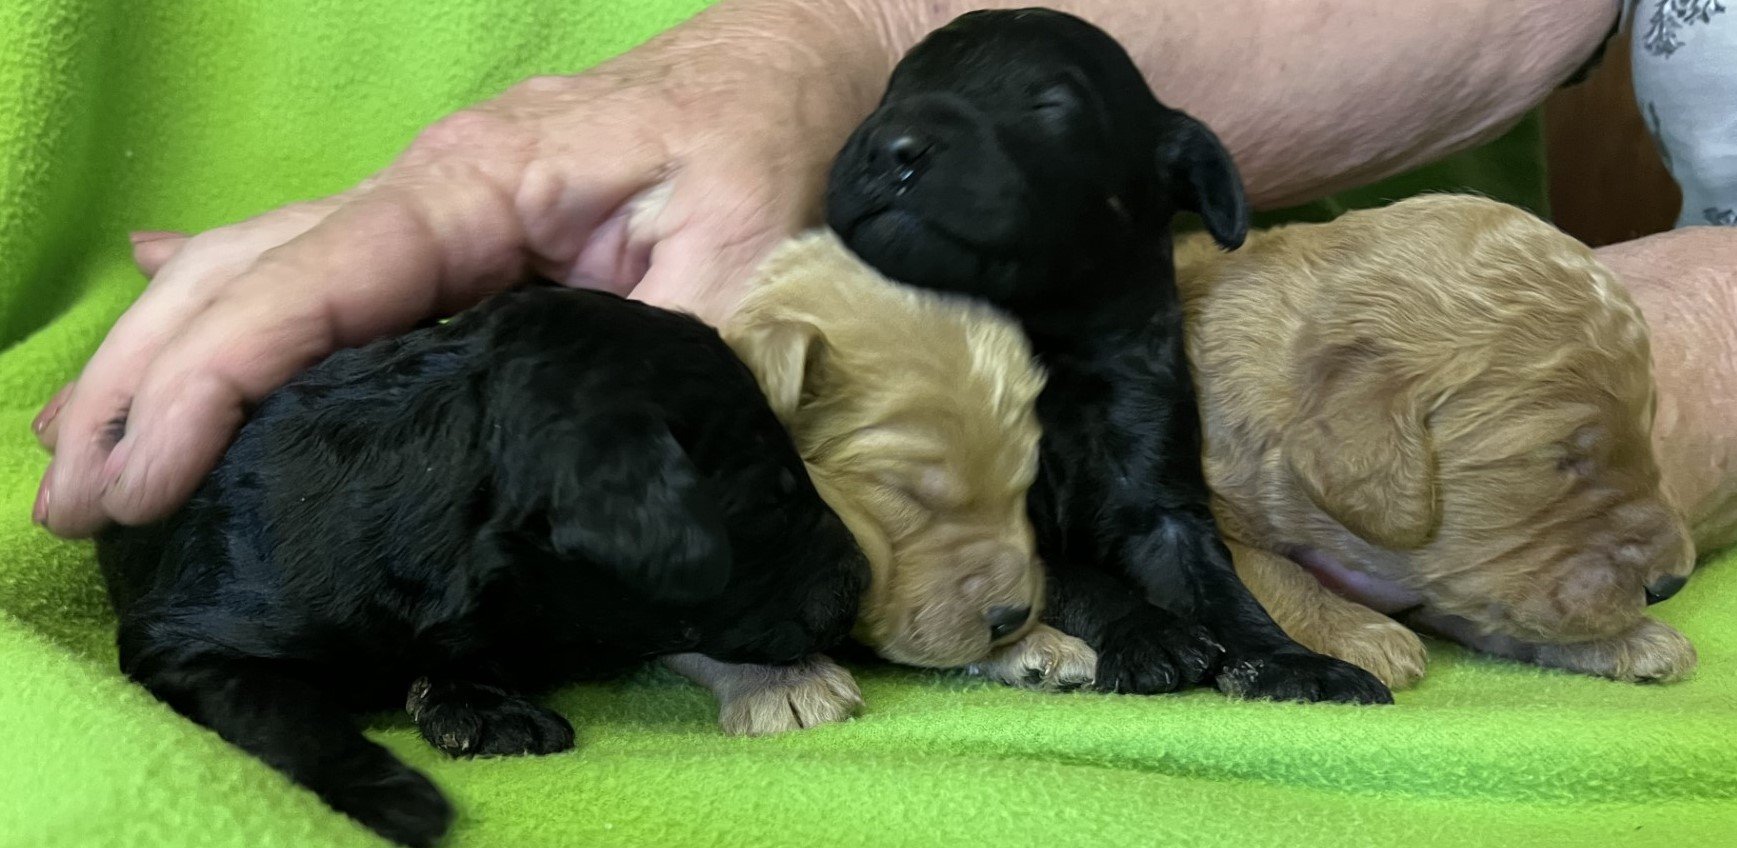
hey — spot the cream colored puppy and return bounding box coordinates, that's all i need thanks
[1177,194,1698,689]
[664,232,1096,736]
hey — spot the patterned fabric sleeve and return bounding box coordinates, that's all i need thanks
[1632,0,1737,227]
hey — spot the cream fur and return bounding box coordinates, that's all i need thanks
[727,232,1085,680]
[1177,194,1697,688]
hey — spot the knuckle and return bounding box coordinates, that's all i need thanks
[250,239,321,280]
[151,234,219,277]
[408,110,525,159]
[102,479,158,526]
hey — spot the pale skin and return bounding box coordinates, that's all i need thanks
[1598,231,1737,554]
[34,0,1732,552]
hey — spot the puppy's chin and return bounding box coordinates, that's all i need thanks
[843,211,975,282]
[836,210,1017,300]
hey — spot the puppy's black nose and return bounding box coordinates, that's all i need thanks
[886,134,926,166]
[870,133,931,187]
[1645,575,1688,605]
[986,605,1032,641]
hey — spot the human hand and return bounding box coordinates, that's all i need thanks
[32,0,898,537]
[1596,227,1737,551]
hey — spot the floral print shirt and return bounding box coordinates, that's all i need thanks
[1632,0,1737,227]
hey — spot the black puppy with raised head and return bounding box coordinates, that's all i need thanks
[98,285,867,846]
[828,8,1389,703]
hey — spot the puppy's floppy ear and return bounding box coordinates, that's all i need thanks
[1281,342,1440,550]
[727,318,827,422]
[1156,112,1250,250]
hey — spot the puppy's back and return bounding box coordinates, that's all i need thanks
[1181,195,1649,413]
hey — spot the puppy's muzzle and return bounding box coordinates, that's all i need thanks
[985,604,1033,640]
[1645,575,1688,605]
[877,132,933,192]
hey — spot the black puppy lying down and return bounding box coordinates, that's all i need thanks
[97,285,867,846]
[828,8,1388,703]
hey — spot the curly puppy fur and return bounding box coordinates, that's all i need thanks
[827,9,1389,703]
[96,286,867,846]
[725,231,1087,680]
[1176,194,1698,688]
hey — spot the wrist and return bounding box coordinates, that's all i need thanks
[662,0,914,129]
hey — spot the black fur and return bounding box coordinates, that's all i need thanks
[97,285,868,845]
[827,8,1390,704]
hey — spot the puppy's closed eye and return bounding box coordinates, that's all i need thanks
[875,466,964,511]
[1557,450,1596,478]
[1030,83,1076,116]
[1552,425,1609,478]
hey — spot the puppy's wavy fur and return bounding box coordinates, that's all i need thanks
[96,286,867,845]
[721,232,1093,690]
[826,9,1390,703]
[1177,194,1698,688]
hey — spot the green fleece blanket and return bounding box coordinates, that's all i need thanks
[2,2,1733,846]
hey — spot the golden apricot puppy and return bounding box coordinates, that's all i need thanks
[740,233,1099,681]
[663,232,1095,736]
[1175,194,1698,690]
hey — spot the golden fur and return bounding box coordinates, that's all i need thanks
[1176,194,1698,688]
[661,653,863,737]
[726,231,1094,687]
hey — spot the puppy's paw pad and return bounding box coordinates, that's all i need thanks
[974,626,1097,692]
[718,658,862,736]
[1622,622,1698,683]
[409,679,576,758]
[466,700,576,757]
[1096,615,1222,695]
[327,763,453,848]
[1540,619,1699,683]
[1314,619,1429,690]
[1216,649,1393,705]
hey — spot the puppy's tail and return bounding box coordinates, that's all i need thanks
[493,403,733,606]
[120,631,452,847]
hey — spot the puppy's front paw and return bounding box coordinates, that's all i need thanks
[407,677,576,758]
[1534,618,1698,683]
[1309,617,1429,690]
[1214,648,1393,705]
[325,757,453,848]
[715,655,863,736]
[972,624,1097,692]
[1095,612,1222,695]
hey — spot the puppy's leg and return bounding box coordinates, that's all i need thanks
[405,676,576,758]
[1121,507,1393,704]
[1231,541,1428,689]
[971,624,1097,692]
[1406,610,1697,683]
[662,653,861,736]
[122,634,451,848]
[1042,564,1221,695]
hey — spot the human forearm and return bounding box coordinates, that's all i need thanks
[1599,229,1737,553]
[835,0,1619,208]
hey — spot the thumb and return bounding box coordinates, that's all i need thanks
[632,228,787,327]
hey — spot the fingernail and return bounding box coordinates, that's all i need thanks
[129,230,180,245]
[33,403,59,435]
[100,438,134,494]
[33,481,50,525]
[34,391,71,436]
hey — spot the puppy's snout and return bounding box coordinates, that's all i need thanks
[1645,575,1688,606]
[886,134,928,167]
[869,129,933,188]
[985,604,1032,641]
[1609,500,1694,606]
